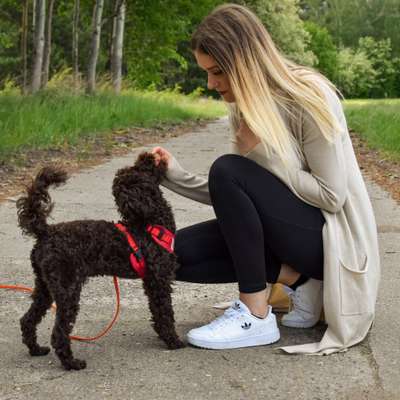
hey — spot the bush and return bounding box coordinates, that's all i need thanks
[336,47,377,98]
[304,21,338,82]
[357,37,397,98]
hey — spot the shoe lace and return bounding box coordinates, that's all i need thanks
[290,286,311,315]
[208,306,242,332]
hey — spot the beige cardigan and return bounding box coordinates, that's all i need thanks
[160,81,381,355]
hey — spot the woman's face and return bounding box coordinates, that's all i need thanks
[194,50,235,103]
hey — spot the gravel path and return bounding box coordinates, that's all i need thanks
[0,116,399,400]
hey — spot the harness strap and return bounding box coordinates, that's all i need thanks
[146,224,175,253]
[115,223,176,279]
[115,223,146,278]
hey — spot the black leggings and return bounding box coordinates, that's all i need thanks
[174,154,325,294]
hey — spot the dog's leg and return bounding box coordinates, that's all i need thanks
[50,283,87,371]
[142,271,185,349]
[20,274,53,356]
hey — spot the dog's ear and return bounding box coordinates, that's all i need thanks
[134,152,168,184]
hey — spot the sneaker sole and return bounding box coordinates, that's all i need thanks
[280,319,318,329]
[187,330,281,350]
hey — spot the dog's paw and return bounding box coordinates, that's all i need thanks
[30,346,50,356]
[167,338,186,350]
[63,358,87,371]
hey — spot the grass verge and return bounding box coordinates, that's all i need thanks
[343,98,400,162]
[0,88,227,162]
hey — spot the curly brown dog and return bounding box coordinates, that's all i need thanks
[16,152,185,371]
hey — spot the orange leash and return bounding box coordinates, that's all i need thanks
[0,276,121,342]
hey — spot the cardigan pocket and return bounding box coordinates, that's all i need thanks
[339,252,372,315]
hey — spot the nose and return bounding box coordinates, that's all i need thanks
[207,74,219,91]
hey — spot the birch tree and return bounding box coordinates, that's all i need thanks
[86,0,104,94]
[73,0,80,90]
[21,0,29,94]
[41,0,55,89]
[111,0,126,93]
[31,0,46,93]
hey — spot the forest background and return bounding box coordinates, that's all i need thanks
[1,0,399,98]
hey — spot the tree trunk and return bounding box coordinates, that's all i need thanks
[86,0,104,94]
[32,0,36,32]
[31,0,46,93]
[109,0,119,78]
[73,0,80,91]
[41,0,55,89]
[21,0,29,94]
[111,0,126,94]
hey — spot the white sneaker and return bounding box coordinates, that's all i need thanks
[187,299,280,349]
[281,278,323,328]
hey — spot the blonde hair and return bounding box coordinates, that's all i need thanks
[191,3,345,168]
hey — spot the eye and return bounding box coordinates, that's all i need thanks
[212,70,223,76]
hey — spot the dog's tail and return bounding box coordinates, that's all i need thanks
[16,166,68,238]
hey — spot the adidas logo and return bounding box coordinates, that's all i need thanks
[241,322,251,330]
[233,302,241,310]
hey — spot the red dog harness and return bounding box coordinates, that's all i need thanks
[115,223,175,279]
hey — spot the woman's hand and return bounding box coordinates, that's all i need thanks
[151,146,173,167]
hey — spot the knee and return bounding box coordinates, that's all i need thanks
[208,154,241,189]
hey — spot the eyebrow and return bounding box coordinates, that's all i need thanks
[205,65,220,71]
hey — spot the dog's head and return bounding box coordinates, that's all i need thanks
[112,152,171,226]
[133,152,168,185]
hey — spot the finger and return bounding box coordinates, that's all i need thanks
[151,146,162,154]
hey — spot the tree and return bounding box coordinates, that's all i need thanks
[21,0,29,94]
[41,0,56,89]
[72,0,80,90]
[304,20,338,82]
[300,0,400,57]
[31,0,46,93]
[393,57,400,97]
[86,0,104,94]
[336,47,377,98]
[110,0,126,94]
[124,0,193,89]
[237,0,316,66]
[358,36,396,98]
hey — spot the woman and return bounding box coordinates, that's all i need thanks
[151,3,380,355]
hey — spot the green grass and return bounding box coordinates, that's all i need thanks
[0,88,227,161]
[1,87,398,164]
[343,98,400,162]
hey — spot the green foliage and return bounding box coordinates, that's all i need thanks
[0,0,398,98]
[156,0,225,95]
[393,57,400,96]
[300,0,400,97]
[303,20,338,81]
[336,36,398,98]
[0,2,22,82]
[357,36,397,98]
[300,0,400,58]
[336,47,377,98]
[124,0,188,88]
[237,0,316,66]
